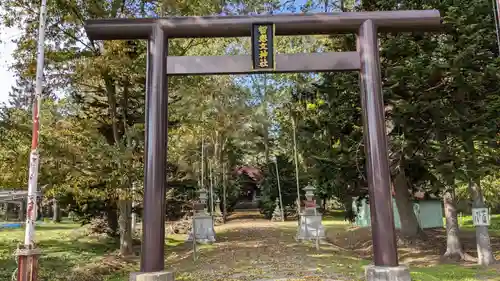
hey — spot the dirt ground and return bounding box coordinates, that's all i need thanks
[92,212,499,281]
[164,212,359,281]
[326,225,500,267]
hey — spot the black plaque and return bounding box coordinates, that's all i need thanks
[251,24,275,70]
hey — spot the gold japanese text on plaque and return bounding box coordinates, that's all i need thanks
[251,24,275,70]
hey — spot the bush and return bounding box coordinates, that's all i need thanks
[258,193,276,219]
[89,217,116,237]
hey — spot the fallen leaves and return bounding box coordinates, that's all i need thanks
[170,215,351,281]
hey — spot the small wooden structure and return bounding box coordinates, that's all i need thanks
[353,197,444,229]
[0,190,43,222]
[234,166,262,209]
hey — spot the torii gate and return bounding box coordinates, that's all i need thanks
[84,10,441,281]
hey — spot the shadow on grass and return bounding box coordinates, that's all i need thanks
[40,238,118,255]
[15,217,497,281]
[109,221,363,280]
[36,223,82,231]
[225,211,265,222]
[159,222,368,280]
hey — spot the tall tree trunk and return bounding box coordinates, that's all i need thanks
[468,179,495,265]
[36,200,43,221]
[218,137,226,220]
[118,199,133,256]
[131,183,137,234]
[52,198,61,223]
[291,112,301,214]
[212,133,219,214]
[3,203,8,220]
[222,161,228,223]
[105,203,119,237]
[262,74,270,167]
[46,203,54,219]
[440,158,474,261]
[18,201,24,221]
[208,159,215,214]
[214,132,226,207]
[443,189,472,261]
[104,74,120,144]
[263,126,269,166]
[343,196,355,222]
[465,139,495,266]
[393,169,426,241]
[201,131,205,191]
[104,74,134,254]
[117,184,133,254]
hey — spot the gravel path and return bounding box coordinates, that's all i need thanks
[167,212,360,281]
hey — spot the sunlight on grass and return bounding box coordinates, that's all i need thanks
[411,264,498,281]
[1,216,498,281]
[321,216,500,281]
[458,214,500,233]
[0,222,117,281]
[166,234,185,246]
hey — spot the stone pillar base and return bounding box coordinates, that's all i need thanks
[296,213,325,241]
[130,271,175,281]
[186,215,216,243]
[365,265,411,281]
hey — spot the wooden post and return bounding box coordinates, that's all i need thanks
[358,19,398,266]
[274,158,284,222]
[141,24,168,272]
[222,162,227,223]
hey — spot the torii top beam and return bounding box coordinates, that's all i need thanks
[84,10,441,41]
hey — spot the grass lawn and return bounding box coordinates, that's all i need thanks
[326,213,500,281]
[0,222,120,281]
[459,214,500,233]
[0,215,499,281]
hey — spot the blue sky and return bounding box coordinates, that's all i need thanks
[0,16,18,105]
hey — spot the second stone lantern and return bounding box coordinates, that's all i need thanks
[186,188,216,243]
[297,184,325,241]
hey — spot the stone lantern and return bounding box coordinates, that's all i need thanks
[215,196,222,216]
[271,197,284,222]
[303,184,318,213]
[304,184,315,202]
[297,183,325,241]
[194,188,208,214]
[187,187,216,243]
[198,188,208,204]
